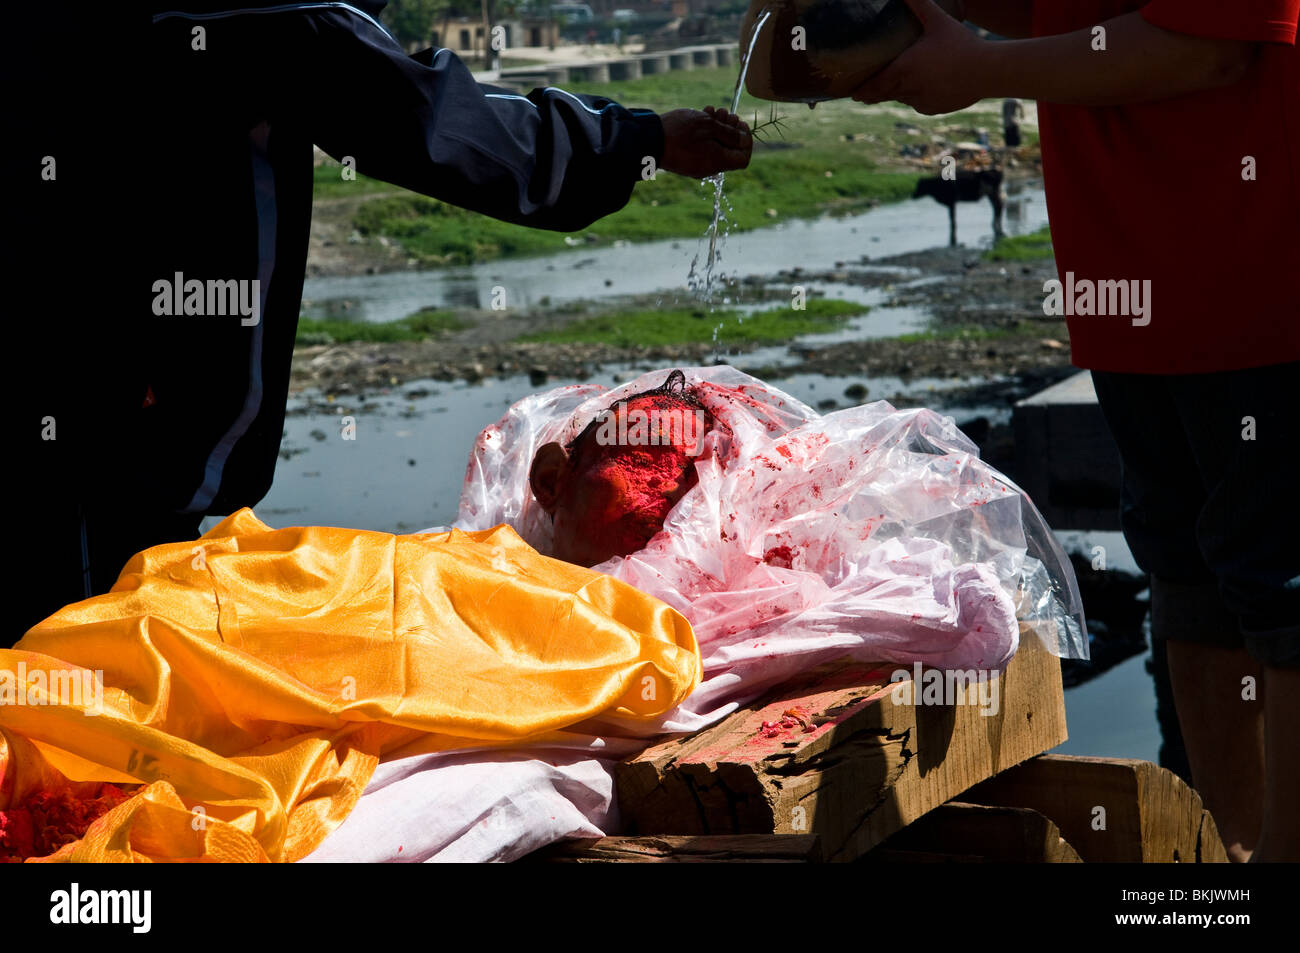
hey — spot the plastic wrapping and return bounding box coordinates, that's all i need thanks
[457,366,1088,727]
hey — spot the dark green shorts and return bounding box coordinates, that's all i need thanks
[1091,362,1300,667]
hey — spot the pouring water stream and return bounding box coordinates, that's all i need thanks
[688,7,773,307]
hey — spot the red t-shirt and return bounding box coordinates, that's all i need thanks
[1032,0,1300,373]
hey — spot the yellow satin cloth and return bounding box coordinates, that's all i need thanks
[0,509,699,862]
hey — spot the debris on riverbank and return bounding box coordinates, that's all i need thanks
[289,244,1069,399]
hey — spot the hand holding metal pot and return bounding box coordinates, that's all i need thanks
[740,0,964,103]
[851,0,984,113]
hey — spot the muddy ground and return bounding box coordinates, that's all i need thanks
[289,244,1074,403]
[308,188,417,278]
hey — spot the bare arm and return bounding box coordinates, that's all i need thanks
[856,0,1256,114]
[959,0,1034,39]
[983,12,1255,104]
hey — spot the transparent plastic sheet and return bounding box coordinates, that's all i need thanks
[457,365,1088,730]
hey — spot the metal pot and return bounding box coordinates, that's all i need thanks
[740,0,961,103]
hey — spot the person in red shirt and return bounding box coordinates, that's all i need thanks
[852,0,1299,862]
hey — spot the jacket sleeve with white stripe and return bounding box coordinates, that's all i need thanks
[285,6,665,232]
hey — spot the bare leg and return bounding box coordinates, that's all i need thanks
[1165,641,1263,862]
[991,190,1006,240]
[1253,664,1300,861]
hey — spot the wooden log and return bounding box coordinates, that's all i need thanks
[530,834,823,863]
[1197,809,1229,864]
[960,753,1228,862]
[866,802,1083,863]
[616,629,1067,862]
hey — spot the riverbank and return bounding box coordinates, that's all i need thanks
[308,68,1039,277]
[290,237,1069,401]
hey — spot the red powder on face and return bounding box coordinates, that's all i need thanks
[0,783,132,862]
[559,394,711,562]
[763,544,795,568]
[580,447,698,556]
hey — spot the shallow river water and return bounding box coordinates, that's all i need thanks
[301,185,1049,320]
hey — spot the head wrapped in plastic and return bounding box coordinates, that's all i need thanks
[458,365,1087,726]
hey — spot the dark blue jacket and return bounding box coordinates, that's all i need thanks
[135,1,663,514]
[16,2,662,525]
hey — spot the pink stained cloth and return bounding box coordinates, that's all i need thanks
[457,365,1087,732]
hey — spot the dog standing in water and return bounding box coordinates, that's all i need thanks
[914,167,1006,246]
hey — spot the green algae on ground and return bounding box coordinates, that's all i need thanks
[295,309,468,346]
[983,225,1054,262]
[519,298,866,348]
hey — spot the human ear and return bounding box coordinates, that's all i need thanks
[529,442,568,513]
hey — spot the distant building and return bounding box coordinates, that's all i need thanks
[520,18,562,49]
[431,16,560,54]
[598,0,678,12]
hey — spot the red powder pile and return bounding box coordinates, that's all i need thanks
[763,544,795,569]
[758,706,816,738]
[0,783,132,862]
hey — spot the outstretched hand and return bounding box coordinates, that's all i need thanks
[659,106,753,178]
[852,0,987,115]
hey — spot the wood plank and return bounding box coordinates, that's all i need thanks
[1197,809,1229,864]
[1012,370,1121,530]
[616,628,1067,862]
[866,801,1083,863]
[960,753,1228,863]
[530,834,823,863]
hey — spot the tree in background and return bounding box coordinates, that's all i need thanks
[483,2,522,68]
[382,0,452,50]
[385,0,528,63]
[483,0,497,69]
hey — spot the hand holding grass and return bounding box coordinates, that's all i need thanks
[659,107,753,178]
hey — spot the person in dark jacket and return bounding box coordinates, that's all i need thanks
[11,2,751,642]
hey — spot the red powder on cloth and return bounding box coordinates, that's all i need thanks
[0,783,132,862]
[763,544,795,568]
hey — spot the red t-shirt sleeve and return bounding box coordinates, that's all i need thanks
[1141,0,1299,44]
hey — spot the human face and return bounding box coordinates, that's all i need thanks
[541,397,705,566]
